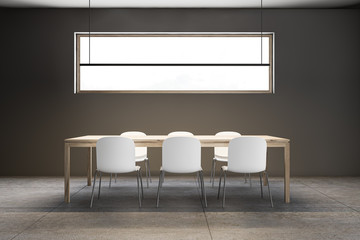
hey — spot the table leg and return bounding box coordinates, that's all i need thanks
[87,147,93,186]
[64,143,71,203]
[284,142,290,203]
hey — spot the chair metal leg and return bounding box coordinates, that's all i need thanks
[98,172,102,199]
[244,173,248,183]
[265,172,274,208]
[210,158,215,183]
[115,173,117,183]
[136,170,141,207]
[144,159,149,188]
[222,171,227,208]
[211,159,216,187]
[199,171,207,208]
[139,169,144,200]
[259,173,264,198]
[156,171,164,207]
[197,171,203,198]
[217,169,223,199]
[196,171,201,189]
[90,170,98,208]
[160,171,165,187]
[109,173,112,188]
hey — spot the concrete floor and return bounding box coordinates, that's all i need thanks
[0,176,359,240]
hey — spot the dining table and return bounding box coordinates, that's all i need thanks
[64,135,290,203]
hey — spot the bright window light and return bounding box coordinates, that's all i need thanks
[74,33,274,93]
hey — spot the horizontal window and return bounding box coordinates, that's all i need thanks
[74,33,274,93]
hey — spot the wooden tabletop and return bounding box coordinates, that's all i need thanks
[65,135,289,147]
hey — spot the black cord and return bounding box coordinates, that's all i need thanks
[88,0,90,64]
[261,0,263,64]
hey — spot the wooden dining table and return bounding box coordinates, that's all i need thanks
[64,135,290,203]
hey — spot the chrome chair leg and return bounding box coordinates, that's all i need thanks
[244,173,248,183]
[144,159,149,188]
[197,171,203,198]
[197,171,202,189]
[217,169,223,199]
[210,158,215,183]
[161,171,165,186]
[265,172,274,208]
[156,171,164,207]
[90,170,98,208]
[199,171,207,208]
[139,169,144,200]
[115,173,117,183]
[222,171,227,208]
[211,159,216,187]
[259,173,264,198]
[98,172,102,199]
[136,170,141,207]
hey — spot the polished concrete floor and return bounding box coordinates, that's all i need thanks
[0,175,359,240]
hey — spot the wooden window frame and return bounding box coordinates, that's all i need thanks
[74,32,274,94]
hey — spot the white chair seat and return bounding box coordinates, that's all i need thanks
[135,155,147,162]
[214,155,228,162]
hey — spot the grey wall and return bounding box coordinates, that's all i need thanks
[0,8,359,176]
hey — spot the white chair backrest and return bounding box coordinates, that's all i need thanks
[168,131,194,137]
[96,137,135,173]
[228,137,267,173]
[214,131,241,158]
[162,137,201,173]
[120,131,147,157]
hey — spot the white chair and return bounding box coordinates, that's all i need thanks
[162,131,195,184]
[211,131,252,187]
[168,131,194,137]
[90,137,143,208]
[120,131,151,188]
[217,137,273,208]
[156,136,207,208]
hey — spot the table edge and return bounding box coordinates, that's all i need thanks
[65,135,290,143]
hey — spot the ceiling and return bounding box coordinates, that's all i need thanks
[1,0,360,8]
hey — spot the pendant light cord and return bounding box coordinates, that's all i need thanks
[89,0,91,64]
[261,0,263,64]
